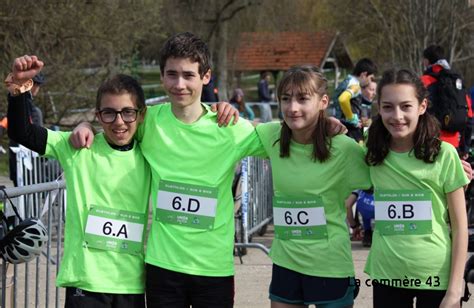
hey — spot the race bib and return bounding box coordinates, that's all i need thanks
[273,196,328,240]
[84,206,146,255]
[375,190,432,235]
[156,180,218,229]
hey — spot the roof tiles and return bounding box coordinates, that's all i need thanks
[231,31,337,71]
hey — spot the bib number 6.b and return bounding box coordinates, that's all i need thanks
[387,204,414,220]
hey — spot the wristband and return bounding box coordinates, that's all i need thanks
[4,73,33,96]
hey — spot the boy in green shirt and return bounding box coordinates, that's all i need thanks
[73,32,265,308]
[7,55,151,307]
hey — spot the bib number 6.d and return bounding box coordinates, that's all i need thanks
[172,196,200,213]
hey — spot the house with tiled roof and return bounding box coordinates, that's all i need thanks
[229,31,353,87]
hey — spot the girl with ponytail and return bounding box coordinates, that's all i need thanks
[257,65,370,307]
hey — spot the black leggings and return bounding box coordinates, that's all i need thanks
[373,282,447,308]
[145,264,234,308]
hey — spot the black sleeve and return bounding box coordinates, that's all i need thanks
[7,93,47,155]
[460,116,473,155]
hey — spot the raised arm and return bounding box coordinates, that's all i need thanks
[6,55,47,154]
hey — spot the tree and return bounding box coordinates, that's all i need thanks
[0,0,162,126]
[158,0,262,101]
[158,0,329,100]
[325,0,474,81]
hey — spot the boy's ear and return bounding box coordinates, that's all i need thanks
[202,69,211,85]
[138,106,147,122]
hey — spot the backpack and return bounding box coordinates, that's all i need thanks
[427,69,468,133]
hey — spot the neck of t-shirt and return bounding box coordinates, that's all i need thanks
[390,138,413,153]
[108,140,134,151]
[172,102,207,124]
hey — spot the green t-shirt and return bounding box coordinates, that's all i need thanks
[256,122,370,277]
[365,142,469,290]
[45,131,151,294]
[138,103,265,276]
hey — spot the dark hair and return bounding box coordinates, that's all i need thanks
[230,88,245,112]
[159,32,211,78]
[96,74,145,110]
[275,64,331,162]
[423,45,445,65]
[260,71,271,79]
[365,68,441,165]
[353,58,378,77]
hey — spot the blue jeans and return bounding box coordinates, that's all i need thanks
[258,103,273,123]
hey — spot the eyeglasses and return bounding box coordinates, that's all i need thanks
[97,108,140,123]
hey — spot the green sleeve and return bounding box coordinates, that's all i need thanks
[233,119,266,159]
[440,143,469,193]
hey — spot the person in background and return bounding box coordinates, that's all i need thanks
[421,44,473,158]
[230,88,255,121]
[347,79,378,142]
[258,71,273,123]
[333,58,378,133]
[201,75,219,103]
[346,189,375,247]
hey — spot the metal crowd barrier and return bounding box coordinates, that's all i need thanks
[0,180,66,308]
[11,146,62,220]
[13,146,62,187]
[235,157,273,255]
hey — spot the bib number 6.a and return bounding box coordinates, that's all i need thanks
[102,221,128,239]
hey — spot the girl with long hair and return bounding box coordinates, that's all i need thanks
[365,68,468,308]
[257,65,370,307]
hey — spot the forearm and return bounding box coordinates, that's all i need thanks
[7,93,47,154]
[446,188,468,298]
[446,227,467,297]
[77,121,96,134]
[338,91,354,119]
[345,194,357,227]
